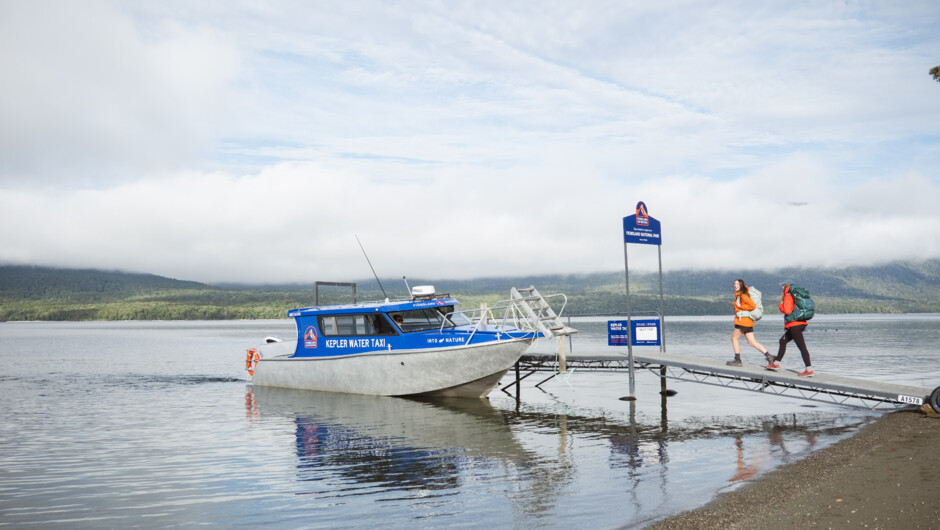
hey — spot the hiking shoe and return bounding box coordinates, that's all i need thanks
[763,352,775,364]
[726,359,743,367]
[798,369,815,377]
[765,361,781,371]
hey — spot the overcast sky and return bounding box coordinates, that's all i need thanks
[1,1,939,284]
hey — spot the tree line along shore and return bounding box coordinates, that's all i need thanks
[2,261,940,321]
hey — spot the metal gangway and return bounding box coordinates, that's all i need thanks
[467,286,578,371]
[469,286,577,338]
[510,349,939,413]
[508,286,578,338]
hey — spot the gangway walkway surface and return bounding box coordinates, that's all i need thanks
[514,350,934,412]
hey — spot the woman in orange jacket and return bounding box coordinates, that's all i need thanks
[766,283,814,376]
[727,279,774,366]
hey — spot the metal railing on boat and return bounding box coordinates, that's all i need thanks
[462,285,579,343]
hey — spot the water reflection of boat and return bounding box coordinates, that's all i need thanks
[248,386,534,489]
[246,285,575,398]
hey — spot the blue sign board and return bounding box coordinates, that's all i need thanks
[623,201,662,246]
[608,318,661,346]
[608,320,630,346]
[631,318,661,346]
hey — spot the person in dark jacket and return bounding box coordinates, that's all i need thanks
[767,282,814,376]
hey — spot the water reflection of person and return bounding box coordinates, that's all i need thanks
[768,427,789,458]
[729,436,761,483]
[730,428,819,484]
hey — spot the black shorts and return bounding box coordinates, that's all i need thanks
[735,324,754,333]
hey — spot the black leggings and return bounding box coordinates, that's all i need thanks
[777,324,811,366]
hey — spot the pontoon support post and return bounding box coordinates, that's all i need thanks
[624,241,636,399]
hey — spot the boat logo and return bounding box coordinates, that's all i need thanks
[304,326,318,349]
[427,337,466,344]
[412,300,447,308]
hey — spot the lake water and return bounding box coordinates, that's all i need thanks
[1,314,937,528]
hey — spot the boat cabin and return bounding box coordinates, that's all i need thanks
[286,285,488,358]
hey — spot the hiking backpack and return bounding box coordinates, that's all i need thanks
[746,287,763,321]
[786,285,815,322]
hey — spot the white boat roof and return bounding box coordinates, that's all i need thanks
[288,297,460,317]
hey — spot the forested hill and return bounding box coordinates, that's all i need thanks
[1,260,939,321]
[339,259,940,315]
[0,266,209,301]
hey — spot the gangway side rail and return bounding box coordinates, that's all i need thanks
[643,363,922,412]
[516,351,932,412]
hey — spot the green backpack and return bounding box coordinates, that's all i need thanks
[785,285,815,322]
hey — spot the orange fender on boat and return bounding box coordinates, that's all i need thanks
[246,348,260,376]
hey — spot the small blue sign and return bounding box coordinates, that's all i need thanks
[608,318,661,346]
[623,201,662,246]
[608,320,630,346]
[631,318,661,346]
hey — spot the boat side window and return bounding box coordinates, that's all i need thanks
[318,314,398,337]
[322,316,338,336]
[397,307,456,332]
[438,306,472,326]
[372,314,398,335]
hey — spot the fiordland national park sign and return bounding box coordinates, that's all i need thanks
[620,201,665,400]
[623,201,661,246]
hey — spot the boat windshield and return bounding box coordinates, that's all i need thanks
[391,305,470,332]
[445,308,473,327]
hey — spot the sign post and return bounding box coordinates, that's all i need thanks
[622,201,665,400]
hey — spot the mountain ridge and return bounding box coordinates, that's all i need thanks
[1,260,939,320]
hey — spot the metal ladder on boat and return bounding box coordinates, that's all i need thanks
[508,285,577,375]
[510,286,578,338]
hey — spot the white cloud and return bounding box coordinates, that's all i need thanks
[0,0,240,186]
[0,1,938,282]
[2,159,938,283]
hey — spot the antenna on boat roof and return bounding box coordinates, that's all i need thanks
[355,234,388,300]
[402,276,411,297]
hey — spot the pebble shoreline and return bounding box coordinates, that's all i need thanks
[645,407,940,529]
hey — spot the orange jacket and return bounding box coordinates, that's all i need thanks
[779,285,807,328]
[734,290,756,327]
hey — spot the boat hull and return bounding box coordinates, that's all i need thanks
[251,338,532,398]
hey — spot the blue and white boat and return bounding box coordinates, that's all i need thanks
[246,285,575,398]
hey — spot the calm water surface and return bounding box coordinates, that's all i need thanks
[1,315,937,528]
